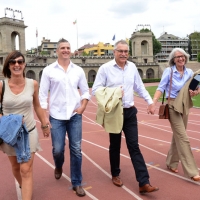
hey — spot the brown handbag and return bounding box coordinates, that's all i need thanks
[158,68,173,119]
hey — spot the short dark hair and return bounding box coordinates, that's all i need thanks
[57,38,70,49]
[2,51,25,78]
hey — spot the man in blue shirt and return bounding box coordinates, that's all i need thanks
[92,39,159,194]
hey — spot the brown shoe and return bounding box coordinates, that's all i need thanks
[139,184,159,194]
[112,176,123,187]
[73,186,86,197]
[54,168,62,180]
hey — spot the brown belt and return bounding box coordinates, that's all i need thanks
[123,106,135,109]
[166,98,176,101]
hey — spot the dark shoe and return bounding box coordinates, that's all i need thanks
[73,186,86,197]
[54,167,62,180]
[139,184,159,194]
[167,166,178,173]
[112,176,123,187]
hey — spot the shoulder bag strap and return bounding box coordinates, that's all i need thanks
[167,68,173,104]
[0,80,5,114]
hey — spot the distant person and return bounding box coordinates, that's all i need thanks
[153,48,200,181]
[92,39,159,194]
[0,51,50,200]
[39,38,90,197]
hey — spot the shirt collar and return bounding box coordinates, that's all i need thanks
[113,59,129,69]
[172,65,186,73]
[54,60,74,70]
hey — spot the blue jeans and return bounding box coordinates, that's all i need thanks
[50,114,83,186]
[109,106,150,187]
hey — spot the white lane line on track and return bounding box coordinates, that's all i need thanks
[140,121,200,134]
[83,120,97,125]
[140,121,200,142]
[83,114,101,127]
[82,151,143,200]
[83,138,200,182]
[90,99,98,106]
[15,179,22,200]
[35,153,99,200]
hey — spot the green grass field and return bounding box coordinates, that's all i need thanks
[145,86,200,108]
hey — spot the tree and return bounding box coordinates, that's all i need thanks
[82,51,89,56]
[129,39,132,56]
[198,52,200,62]
[139,28,162,55]
[152,34,162,55]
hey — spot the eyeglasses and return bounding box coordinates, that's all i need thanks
[115,49,129,54]
[9,59,25,65]
[174,55,185,59]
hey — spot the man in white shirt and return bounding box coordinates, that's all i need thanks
[39,38,90,197]
[92,40,159,194]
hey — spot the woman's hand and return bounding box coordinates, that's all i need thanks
[41,124,51,138]
[189,89,199,97]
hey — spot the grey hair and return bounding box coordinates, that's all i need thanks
[114,39,129,50]
[168,48,190,66]
[57,38,70,49]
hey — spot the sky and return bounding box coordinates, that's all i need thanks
[0,0,200,52]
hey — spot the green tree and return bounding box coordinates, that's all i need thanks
[139,28,162,55]
[152,33,162,55]
[197,52,200,62]
[82,51,89,56]
[129,39,132,56]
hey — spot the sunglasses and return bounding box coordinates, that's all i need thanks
[9,59,25,65]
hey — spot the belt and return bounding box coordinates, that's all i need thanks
[123,106,135,109]
[28,126,36,133]
[166,98,176,101]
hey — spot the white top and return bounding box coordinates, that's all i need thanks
[39,61,90,120]
[92,59,153,107]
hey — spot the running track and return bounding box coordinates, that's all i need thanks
[0,87,200,200]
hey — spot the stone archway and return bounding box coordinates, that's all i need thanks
[26,70,36,80]
[88,70,96,82]
[138,69,143,79]
[141,40,148,55]
[11,31,19,51]
[146,68,154,78]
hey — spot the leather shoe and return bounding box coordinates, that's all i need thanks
[112,176,123,187]
[73,186,86,197]
[54,168,62,180]
[167,166,178,173]
[139,184,159,194]
[191,175,200,181]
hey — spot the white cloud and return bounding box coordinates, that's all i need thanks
[0,0,199,52]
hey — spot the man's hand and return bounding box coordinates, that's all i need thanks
[147,103,156,115]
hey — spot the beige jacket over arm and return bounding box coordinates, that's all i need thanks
[173,69,200,115]
[95,87,123,133]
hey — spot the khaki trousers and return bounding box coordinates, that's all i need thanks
[166,100,199,178]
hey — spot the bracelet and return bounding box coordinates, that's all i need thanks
[41,124,49,129]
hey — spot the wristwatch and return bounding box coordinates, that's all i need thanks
[41,124,49,129]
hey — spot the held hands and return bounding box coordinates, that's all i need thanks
[147,103,156,115]
[189,89,199,97]
[41,118,51,138]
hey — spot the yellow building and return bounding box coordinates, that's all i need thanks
[84,42,114,56]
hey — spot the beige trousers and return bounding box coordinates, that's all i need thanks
[166,100,199,178]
